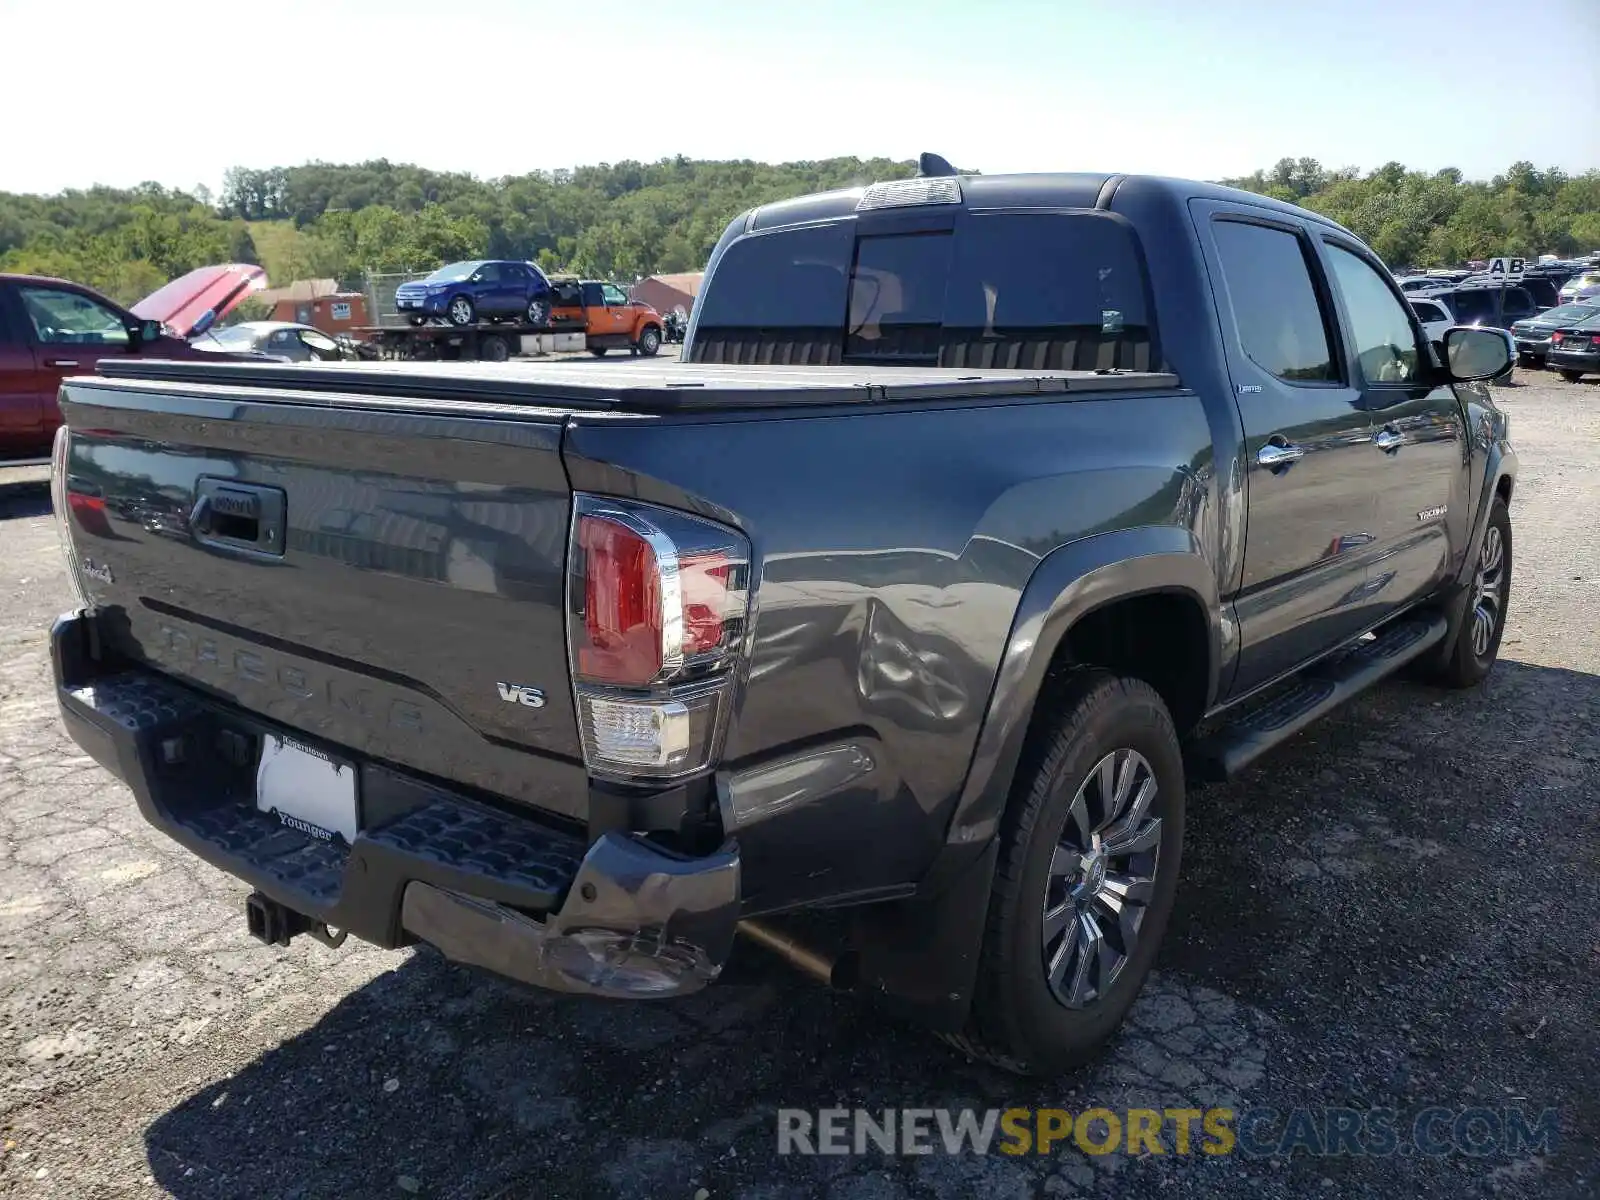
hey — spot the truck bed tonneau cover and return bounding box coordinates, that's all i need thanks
[94,357,1180,412]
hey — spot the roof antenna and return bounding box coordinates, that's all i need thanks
[916,152,958,178]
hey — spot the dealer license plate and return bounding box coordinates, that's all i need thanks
[256,735,359,844]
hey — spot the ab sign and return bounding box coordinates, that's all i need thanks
[1485,257,1525,284]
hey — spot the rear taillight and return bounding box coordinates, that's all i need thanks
[1551,331,1564,343]
[50,426,91,610]
[568,495,751,781]
[1591,336,1600,347]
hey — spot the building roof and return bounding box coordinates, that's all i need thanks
[257,278,341,305]
[639,272,703,297]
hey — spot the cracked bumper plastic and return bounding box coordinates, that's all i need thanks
[51,609,741,999]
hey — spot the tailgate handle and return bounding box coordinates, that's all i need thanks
[191,479,286,558]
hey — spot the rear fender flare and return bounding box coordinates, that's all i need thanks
[846,527,1220,1032]
[945,526,1221,850]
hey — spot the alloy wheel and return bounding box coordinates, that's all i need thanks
[1041,749,1161,1009]
[1471,524,1506,659]
[450,298,473,325]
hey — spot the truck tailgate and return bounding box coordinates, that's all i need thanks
[57,377,588,821]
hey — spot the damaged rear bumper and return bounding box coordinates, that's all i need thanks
[51,608,740,998]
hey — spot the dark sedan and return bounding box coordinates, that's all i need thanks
[1546,314,1600,381]
[1510,302,1600,366]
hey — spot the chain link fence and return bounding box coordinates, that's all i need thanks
[364,271,432,326]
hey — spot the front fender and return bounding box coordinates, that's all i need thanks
[1426,397,1517,664]
[1455,401,1516,589]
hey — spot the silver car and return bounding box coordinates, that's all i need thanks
[196,321,358,362]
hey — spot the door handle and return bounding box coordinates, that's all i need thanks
[45,358,80,368]
[1256,442,1305,469]
[1374,428,1403,453]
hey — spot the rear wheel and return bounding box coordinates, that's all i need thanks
[526,297,551,326]
[636,325,662,357]
[943,671,1184,1076]
[447,295,475,326]
[1559,369,1584,383]
[479,334,510,363]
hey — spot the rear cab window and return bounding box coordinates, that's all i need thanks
[1208,219,1338,384]
[691,211,1156,371]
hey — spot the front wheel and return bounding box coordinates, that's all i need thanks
[589,347,608,357]
[1421,496,1511,688]
[1559,370,1584,383]
[636,325,661,357]
[943,671,1185,1076]
[447,295,476,326]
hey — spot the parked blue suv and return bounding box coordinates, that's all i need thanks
[395,260,555,327]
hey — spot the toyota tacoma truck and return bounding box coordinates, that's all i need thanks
[48,162,1518,1076]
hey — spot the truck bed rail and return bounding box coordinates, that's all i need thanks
[94,357,1181,412]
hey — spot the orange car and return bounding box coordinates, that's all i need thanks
[548,278,664,357]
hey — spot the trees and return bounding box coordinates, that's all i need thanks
[2,157,1594,301]
[1224,161,1600,266]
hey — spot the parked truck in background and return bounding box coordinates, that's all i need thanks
[547,276,664,356]
[48,163,1517,1075]
[0,264,264,461]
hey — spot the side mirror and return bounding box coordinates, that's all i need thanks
[129,318,163,346]
[1443,326,1513,382]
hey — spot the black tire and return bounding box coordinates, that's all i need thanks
[526,297,551,326]
[479,334,510,363]
[446,295,475,327]
[589,347,608,357]
[636,324,661,357]
[1559,370,1584,383]
[1517,354,1534,369]
[942,670,1185,1076]
[1421,496,1511,689]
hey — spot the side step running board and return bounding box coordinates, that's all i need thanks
[1187,613,1448,782]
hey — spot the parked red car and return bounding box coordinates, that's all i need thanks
[0,264,265,461]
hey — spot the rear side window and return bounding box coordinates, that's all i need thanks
[1210,221,1336,383]
[692,213,1154,370]
[1502,287,1534,319]
[1446,290,1495,325]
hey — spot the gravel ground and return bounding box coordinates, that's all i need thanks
[0,373,1596,1200]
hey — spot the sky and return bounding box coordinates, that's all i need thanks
[2,0,1597,197]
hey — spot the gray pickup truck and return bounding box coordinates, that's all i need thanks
[48,161,1517,1076]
